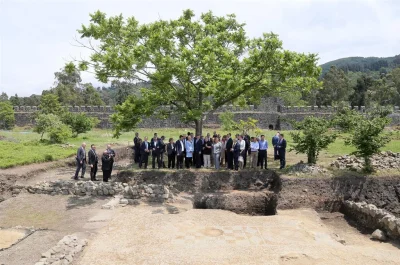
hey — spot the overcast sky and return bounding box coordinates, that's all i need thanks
[0,0,399,96]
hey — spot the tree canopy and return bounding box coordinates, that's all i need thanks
[67,9,321,136]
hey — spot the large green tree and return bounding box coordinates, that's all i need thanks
[0,101,15,130]
[318,66,352,106]
[68,10,321,136]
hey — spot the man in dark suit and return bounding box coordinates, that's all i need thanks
[106,144,116,179]
[194,135,202,168]
[277,134,287,169]
[225,133,234,170]
[139,137,150,169]
[88,144,99,181]
[167,138,176,169]
[133,132,140,163]
[272,132,280,160]
[176,135,185,169]
[74,142,86,180]
[150,136,161,169]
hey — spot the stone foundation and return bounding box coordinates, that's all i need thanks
[341,201,400,239]
[35,235,87,265]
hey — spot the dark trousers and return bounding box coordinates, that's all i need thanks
[177,155,184,169]
[259,150,267,169]
[74,160,86,179]
[168,154,176,168]
[140,153,148,169]
[257,152,261,166]
[185,157,192,169]
[227,152,234,169]
[152,153,161,169]
[274,146,278,160]
[233,153,239,170]
[90,163,98,180]
[280,151,286,169]
[243,152,248,168]
[134,147,140,163]
[195,152,201,168]
[109,162,114,179]
[102,170,111,182]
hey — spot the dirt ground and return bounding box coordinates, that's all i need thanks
[75,203,400,265]
[0,193,110,265]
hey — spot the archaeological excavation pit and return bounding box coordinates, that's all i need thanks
[1,168,400,265]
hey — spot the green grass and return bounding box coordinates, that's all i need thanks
[1,127,400,169]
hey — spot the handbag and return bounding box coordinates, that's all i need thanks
[238,156,244,162]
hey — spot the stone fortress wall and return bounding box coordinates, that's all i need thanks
[12,97,400,130]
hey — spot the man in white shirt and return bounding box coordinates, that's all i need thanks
[250,137,259,168]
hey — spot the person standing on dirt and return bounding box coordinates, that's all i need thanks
[139,137,150,169]
[101,150,112,182]
[272,132,280,160]
[88,144,99,181]
[106,144,116,178]
[133,132,140,163]
[74,142,86,180]
[277,134,287,169]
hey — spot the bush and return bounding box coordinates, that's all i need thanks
[44,154,54,161]
[62,112,97,137]
[290,116,337,164]
[48,123,72,143]
[0,101,15,130]
[33,114,62,140]
[345,116,391,172]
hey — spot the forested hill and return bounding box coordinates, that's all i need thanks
[320,55,400,75]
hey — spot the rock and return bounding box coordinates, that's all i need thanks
[120,199,129,205]
[41,251,52,258]
[371,229,387,241]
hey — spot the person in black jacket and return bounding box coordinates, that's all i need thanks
[202,136,212,168]
[277,134,287,169]
[194,135,203,168]
[175,135,185,169]
[167,138,176,169]
[88,144,99,181]
[233,139,241,171]
[133,132,140,163]
[106,144,115,179]
[226,133,234,170]
[139,137,150,169]
[150,136,161,169]
[102,151,112,182]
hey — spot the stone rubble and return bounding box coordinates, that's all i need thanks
[287,162,328,175]
[331,151,400,171]
[24,180,173,202]
[35,235,87,265]
[342,201,400,239]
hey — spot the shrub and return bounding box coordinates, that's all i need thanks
[48,123,72,143]
[33,114,62,140]
[0,101,15,130]
[62,112,98,137]
[290,116,337,164]
[345,116,391,172]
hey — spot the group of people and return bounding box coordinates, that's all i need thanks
[133,131,287,170]
[74,143,116,182]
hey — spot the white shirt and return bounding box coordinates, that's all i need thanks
[180,140,184,151]
[239,140,245,151]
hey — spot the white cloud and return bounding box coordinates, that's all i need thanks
[0,0,399,96]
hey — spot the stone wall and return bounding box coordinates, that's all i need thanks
[12,97,400,130]
[341,201,400,239]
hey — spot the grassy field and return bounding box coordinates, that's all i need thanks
[1,127,400,169]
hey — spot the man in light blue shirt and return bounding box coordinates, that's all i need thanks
[258,135,268,169]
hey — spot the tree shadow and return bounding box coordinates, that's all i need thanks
[66,196,106,210]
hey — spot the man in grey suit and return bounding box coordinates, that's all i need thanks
[74,142,87,180]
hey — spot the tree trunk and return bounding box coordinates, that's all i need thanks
[195,119,203,136]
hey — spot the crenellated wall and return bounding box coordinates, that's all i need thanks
[12,97,400,130]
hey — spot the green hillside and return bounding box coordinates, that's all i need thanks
[320,55,400,75]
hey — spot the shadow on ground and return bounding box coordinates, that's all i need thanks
[66,196,106,210]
